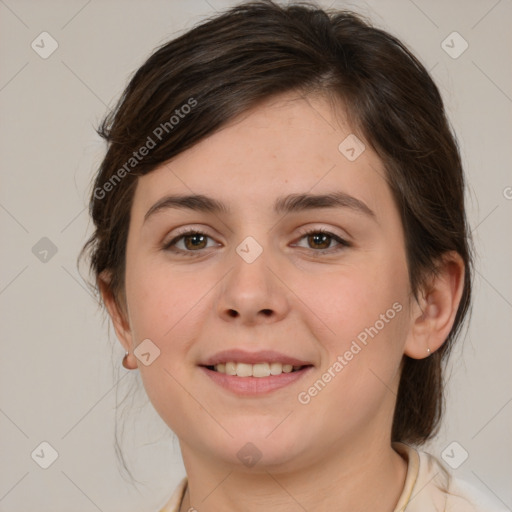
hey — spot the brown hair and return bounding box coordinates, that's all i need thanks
[81,0,473,445]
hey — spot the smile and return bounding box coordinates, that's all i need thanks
[199,349,314,395]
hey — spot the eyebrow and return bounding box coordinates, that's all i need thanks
[144,191,376,223]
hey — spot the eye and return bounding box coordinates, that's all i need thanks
[293,228,350,253]
[163,229,218,255]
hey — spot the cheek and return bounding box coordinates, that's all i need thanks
[123,259,211,432]
[308,259,409,348]
[301,257,410,405]
[124,257,204,342]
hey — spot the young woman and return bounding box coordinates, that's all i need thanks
[82,1,505,510]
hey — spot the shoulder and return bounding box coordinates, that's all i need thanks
[393,442,507,512]
[445,475,509,512]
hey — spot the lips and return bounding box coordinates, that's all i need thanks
[199,349,314,394]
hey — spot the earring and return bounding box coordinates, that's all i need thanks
[426,347,431,356]
[122,352,133,369]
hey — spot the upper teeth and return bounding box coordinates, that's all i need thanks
[214,362,302,377]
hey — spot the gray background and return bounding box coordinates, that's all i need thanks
[0,0,511,510]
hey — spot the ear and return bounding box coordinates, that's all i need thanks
[98,271,137,369]
[404,251,465,359]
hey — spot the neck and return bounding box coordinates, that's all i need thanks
[178,436,408,512]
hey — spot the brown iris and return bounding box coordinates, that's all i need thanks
[307,232,331,250]
[183,233,208,250]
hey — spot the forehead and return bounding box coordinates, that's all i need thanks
[131,91,390,217]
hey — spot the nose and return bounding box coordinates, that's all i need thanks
[215,242,291,326]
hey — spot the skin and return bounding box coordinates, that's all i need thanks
[100,91,465,511]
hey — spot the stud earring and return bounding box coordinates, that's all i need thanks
[122,352,133,369]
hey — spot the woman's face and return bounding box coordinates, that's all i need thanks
[119,92,415,471]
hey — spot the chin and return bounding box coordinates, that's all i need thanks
[225,427,308,471]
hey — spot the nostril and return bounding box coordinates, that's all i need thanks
[228,309,238,318]
[261,309,272,316]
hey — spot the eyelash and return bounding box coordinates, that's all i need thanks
[163,227,351,257]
